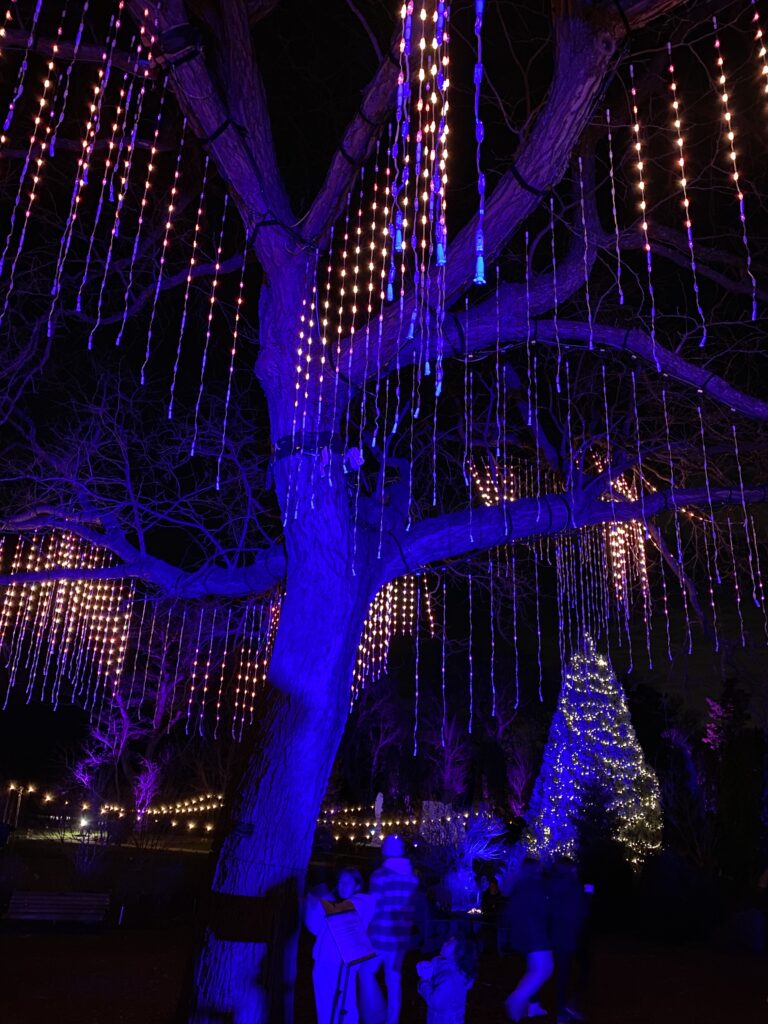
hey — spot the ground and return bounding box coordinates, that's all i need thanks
[0,925,765,1023]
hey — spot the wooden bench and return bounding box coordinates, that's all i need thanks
[3,890,111,925]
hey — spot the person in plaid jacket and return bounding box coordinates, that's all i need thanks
[368,835,423,1024]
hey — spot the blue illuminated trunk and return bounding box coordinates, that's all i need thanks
[185,490,372,1022]
[184,276,378,1022]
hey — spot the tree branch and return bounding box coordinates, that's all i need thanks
[125,0,291,273]
[386,485,768,578]
[301,26,401,246]
[441,301,768,422]
[0,541,286,598]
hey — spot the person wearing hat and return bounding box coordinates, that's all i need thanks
[368,834,423,1024]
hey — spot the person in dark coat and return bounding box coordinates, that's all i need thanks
[547,857,589,1023]
[502,856,554,1021]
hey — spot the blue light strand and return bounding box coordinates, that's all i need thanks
[47,7,123,337]
[115,76,168,347]
[713,19,757,321]
[629,64,660,371]
[0,0,44,147]
[472,0,485,284]
[76,43,140,315]
[216,245,247,492]
[576,156,594,349]
[605,109,624,305]
[87,61,150,349]
[666,44,707,346]
[190,193,229,457]
[168,154,209,421]
[143,117,187,384]
[662,388,693,653]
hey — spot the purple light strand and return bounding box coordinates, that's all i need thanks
[190,193,229,457]
[472,0,485,283]
[168,154,209,420]
[216,245,247,491]
[605,109,624,305]
[115,76,168,347]
[143,117,187,384]
[713,19,757,320]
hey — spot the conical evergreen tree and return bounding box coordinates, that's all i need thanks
[525,636,662,867]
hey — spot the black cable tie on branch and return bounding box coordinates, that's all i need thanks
[158,24,203,69]
[339,142,358,166]
[358,106,388,129]
[199,117,245,145]
[509,161,548,198]
[246,217,281,248]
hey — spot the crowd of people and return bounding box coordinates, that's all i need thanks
[304,836,591,1023]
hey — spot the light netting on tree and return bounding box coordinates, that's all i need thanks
[525,635,662,867]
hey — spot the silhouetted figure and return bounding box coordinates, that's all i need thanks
[417,935,477,1024]
[503,857,553,1021]
[368,835,422,1024]
[548,857,589,1023]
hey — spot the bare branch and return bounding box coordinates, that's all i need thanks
[386,485,768,579]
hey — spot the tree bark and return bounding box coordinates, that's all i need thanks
[183,481,374,1023]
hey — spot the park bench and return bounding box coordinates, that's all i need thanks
[2,890,112,925]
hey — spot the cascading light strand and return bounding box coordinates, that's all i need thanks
[0,0,44,147]
[605,108,624,305]
[142,117,187,384]
[713,17,757,320]
[472,0,485,284]
[169,154,209,420]
[191,194,229,457]
[216,244,247,491]
[0,55,58,323]
[629,63,660,371]
[47,3,125,337]
[115,76,168,347]
[666,43,706,346]
[75,40,140,313]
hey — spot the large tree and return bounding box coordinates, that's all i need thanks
[0,0,767,1020]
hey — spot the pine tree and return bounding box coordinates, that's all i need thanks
[525,636,662,867]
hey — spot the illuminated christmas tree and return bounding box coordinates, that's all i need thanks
[525,636,662,867]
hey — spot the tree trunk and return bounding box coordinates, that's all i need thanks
[183,451,377,1023]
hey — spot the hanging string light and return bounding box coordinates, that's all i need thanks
[87,40,150,348]
[191,194,229,457]
[216,244,247,491]
[712,17,757,320]
[169,154,210,420]
[0,54,58,323]
[605,108,624,305]
[472,0,485,283]
[576,155,594,350]
[0,0,44,147]
[115,77,168,347]
[142,117,187,384]
[666,43,706,346]
[75,39,141,315]
[48,2,125,337]
[629,63,660,372]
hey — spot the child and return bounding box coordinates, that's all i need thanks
[416,935,477,1024]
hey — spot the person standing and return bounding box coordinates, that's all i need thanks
[305,867,376,1024]
[368,834,422,1024]
[548,856,589,1023]
[417,935,477,1024]
[502,856,553,1022]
